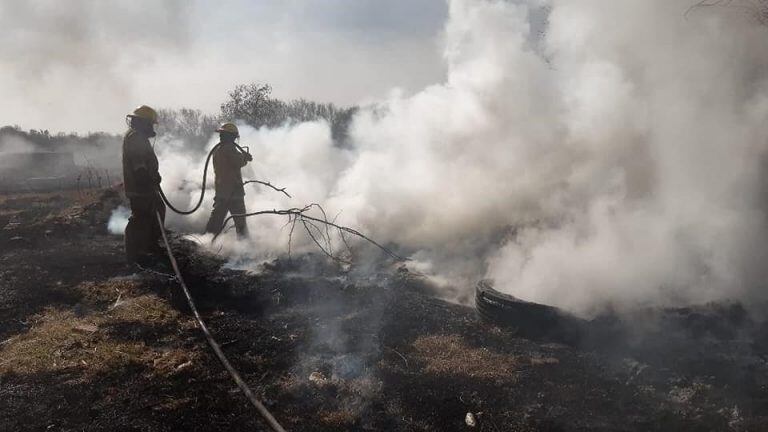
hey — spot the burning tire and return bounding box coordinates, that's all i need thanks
[475,280,586,345]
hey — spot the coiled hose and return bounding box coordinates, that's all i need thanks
[157,142,221,215]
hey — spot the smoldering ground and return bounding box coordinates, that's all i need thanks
[150,0,768,319]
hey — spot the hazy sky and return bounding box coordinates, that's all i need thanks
[0,0,448,133]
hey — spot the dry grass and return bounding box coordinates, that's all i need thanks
[318,409,357,427]
[0,287,194,377]
[76,277,144,305]
[412,334,522,379]
[0,308,146,375]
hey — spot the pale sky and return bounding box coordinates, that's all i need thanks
[0,0,448,133]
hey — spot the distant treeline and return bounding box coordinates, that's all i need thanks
[219,83,357,147]
[1,82,357,156]
[0,126,119,153]
[159,83,357,152]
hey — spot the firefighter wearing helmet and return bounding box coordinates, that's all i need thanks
[205,122,252,237]
[122,105,166,264]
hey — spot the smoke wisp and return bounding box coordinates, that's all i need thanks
[107,205,131,235]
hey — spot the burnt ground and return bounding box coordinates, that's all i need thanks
[1,189,768,431]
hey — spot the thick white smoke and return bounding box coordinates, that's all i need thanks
[158,0,768,316]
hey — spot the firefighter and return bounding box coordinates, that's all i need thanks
[122,105,166,264]
[205,122,252,237]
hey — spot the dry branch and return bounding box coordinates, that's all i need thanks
[242,180,292,198]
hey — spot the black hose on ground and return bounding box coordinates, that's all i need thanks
[152,141,288,429]
[155,211,288,432]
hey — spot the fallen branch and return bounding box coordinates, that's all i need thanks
[214,204,405,262]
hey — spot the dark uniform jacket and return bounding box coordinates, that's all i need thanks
[213,142,248,199]
[122,129,160,198]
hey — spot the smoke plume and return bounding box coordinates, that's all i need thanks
[157,0,768,316]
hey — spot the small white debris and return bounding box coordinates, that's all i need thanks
[309,371,328,386]
[465,412,477,428]
[73,323,98,333]
[175,360,193,371]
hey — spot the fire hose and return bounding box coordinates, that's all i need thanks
[158,141,254,215]
[155,211,287,432]
[157,142,220,215]
[151,141,287,431]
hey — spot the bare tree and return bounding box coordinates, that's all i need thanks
[220,83,285,129]
[157,108,220,152]
[220,83,357,146]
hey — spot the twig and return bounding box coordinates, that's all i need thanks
[308,204,333,255]
[221,339,239,348]
[108,289,124,311]
[338,227,353,258]
[303,217,333,257]
[136,263,177,280]
[332,210,354,257]
[243,180,292,198]
[386,347,409,370]
[287,216,298,260]
[0,335,19,346]
[301,218,350,265]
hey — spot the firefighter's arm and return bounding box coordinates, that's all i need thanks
[226,146,250,168]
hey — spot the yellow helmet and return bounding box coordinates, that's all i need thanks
[216,122,239,137]
[127,105,158,124]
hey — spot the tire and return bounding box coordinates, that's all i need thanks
[475,280,586,345]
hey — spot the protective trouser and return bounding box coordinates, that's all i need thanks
[205,196,248,238]
[125,194,167,264]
